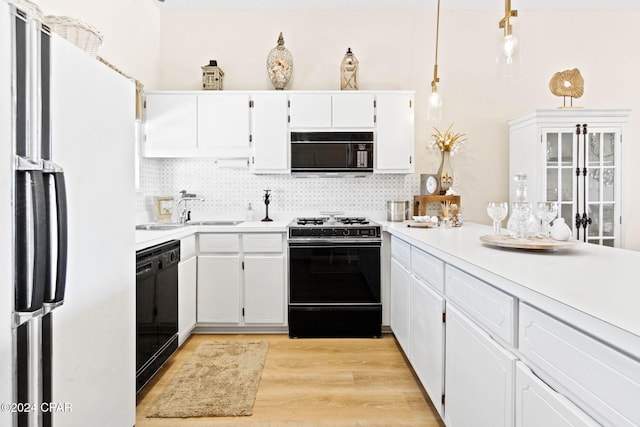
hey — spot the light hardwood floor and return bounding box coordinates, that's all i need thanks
[136,334,445,427]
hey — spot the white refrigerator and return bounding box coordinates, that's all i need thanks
[1,1,136,426]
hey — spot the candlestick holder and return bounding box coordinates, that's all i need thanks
[262,189,273,222]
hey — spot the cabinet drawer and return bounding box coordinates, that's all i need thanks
[198,233,240,253]
[519,303,640,427]
[411,247,444,294]
[391,236,410,269]
[445,265,516,346]
[180,235,196,260]
[242,233,283,253]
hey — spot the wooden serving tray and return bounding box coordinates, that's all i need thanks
[480,234,578,251]
[406,220,438,228]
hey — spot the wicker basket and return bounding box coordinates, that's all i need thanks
[12,0,45,21]
[44,15,103,56]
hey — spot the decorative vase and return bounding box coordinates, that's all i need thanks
[266,32,293,90]
[437,151,453,195]
[550,217,572,241]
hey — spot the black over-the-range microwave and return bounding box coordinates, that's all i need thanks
[290,131,374,177]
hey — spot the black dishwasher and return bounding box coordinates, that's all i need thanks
[136,240,180,393]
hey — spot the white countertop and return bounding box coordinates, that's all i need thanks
[135,220,290,250]
[382,221,640,348]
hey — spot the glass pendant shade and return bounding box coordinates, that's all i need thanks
[427,88,443,122]
[496,33,520,78]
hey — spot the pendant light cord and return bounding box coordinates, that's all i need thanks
[434,0,440,68]
[431,0,441,89]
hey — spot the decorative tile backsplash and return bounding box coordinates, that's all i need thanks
[136,158,420,222]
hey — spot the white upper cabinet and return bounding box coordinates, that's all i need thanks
[332,93,375,128]
[375,93,415,173]
[143,93,197,155]
[289,92,375,129]
[250,93,289,173]
[289,94,332,128]
[143,91,250,158]
[143,90,415,174]
[197,93,251,156]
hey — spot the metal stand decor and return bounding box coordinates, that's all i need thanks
[575,124,591,242]
[262,189,273,222]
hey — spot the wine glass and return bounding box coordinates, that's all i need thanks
[487,202,509,234]
[536,201,558,237]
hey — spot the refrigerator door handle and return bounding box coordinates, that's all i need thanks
[43,161,68,310]
[14,160,48,327]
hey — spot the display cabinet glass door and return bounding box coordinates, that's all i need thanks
[544,128,620,247]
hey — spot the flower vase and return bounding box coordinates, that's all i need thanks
[437,151,453,195]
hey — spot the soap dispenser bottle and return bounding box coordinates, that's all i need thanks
[245,203,255,221]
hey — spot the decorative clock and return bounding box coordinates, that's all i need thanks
[420,174,440,196]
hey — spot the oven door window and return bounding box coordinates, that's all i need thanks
[291,143,349,170]
[290,246,380,304]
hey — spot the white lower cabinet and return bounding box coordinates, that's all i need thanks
[390,257,411,353]
[178,256,197,345]
[178,235,197,345]
[444,305,517,427]
[519,303,640,426]
[409,275,445,418]
[197,254,241,323]
[515,362,599,427]
[243,254,285,324]
[389,234,639,427]
[196,233,286,328]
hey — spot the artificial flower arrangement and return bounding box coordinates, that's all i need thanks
[430,123,468,154]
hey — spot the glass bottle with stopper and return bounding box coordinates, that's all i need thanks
[507,174,538,238]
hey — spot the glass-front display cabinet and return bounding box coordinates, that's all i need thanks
[508,110,630,247]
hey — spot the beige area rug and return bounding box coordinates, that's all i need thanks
[147,340,268,418]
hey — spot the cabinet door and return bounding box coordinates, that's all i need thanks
[375,93,414,172]
[390,258,411,353]
[444,305,517,427]
[196,255,241,323]
[243,255,285,324]
[289,94,332,128]
[143,93,197,154]
[410,276,445,418]
[515,362,599,427]
[178,256,197,345]
[250,93,289,173]
[197,93,250,151]
[332,93,375,128]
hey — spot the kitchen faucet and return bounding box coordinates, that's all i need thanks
[176,190,204,224]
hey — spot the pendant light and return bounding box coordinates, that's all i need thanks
[428,0,443,122]
[497,0,519,78]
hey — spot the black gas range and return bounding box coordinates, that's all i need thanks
[288,216,382,338]
[289,216,381,240]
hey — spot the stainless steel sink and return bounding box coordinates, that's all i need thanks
[189,220,244,226]
[135,223,185,231]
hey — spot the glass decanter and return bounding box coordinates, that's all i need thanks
[507,174,539,238]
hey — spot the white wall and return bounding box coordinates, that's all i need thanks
[36,0,161,87]
[25,1,640,249]
[156,8,640,249]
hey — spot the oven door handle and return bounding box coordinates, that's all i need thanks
[288,241,382,247]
